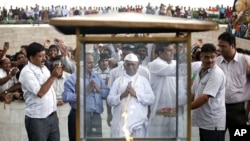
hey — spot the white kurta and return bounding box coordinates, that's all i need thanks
[108,62,150,88]
[0,68,18,93]
[107,73,155,138]
[147,57,187,138]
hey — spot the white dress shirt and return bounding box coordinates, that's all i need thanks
[19,61,57,118]
[52,71,71,100]
[217,52,250,103]
[0,68,18,93]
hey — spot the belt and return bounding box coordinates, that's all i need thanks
[156,108,176,117]
[87,111,100,116]
[226,102,245,106]
[25,112,56,119]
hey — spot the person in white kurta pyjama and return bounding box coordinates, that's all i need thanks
[147,43,187,138]
[106,44,150,127]
[107,53,155,138]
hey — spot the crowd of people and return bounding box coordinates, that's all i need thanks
[1,2,250,39]
[0,31,250,141]
[0,3,233,22]
[1,1,250,39]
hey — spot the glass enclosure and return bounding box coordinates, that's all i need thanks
[49,12,218,141]
[78,39,190,141]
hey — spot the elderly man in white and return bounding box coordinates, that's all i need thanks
[107,53,155,138]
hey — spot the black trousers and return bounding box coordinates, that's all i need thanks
[68,109,76,141]
[199,128,225,141]
[25,112,60,141]
[226,102,247,141]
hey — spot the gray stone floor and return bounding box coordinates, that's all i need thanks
[0,101,230,141]
[100,104,230,140]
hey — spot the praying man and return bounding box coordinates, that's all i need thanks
[107,53,155,138]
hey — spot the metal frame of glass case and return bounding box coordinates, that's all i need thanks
[49,13,218,141]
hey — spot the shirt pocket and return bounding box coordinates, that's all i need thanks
[232,74,246,89]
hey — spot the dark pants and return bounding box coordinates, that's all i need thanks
[68,109,76,141]
[219,13,225,19]
[33,14,39,25]
[86,112,102,137]
[25,112,60,141]
[226,102,247,141]
[199,128,225,141]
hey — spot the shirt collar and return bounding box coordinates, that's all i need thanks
[28,61,45,71]
[221,51,239,63]
[199,65,216,75]
[96,67,110,73]
[206,66,215,73]
[233,52,240,62]
[86,72,96,79]
[125,73,137,78]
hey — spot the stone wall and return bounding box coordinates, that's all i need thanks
[0,25,76,55]
[0,24,249,56]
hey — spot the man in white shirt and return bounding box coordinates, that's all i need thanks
[216,32,250,140]
[61,6,68,17]
[0,58,20,103]
[108,53,155,137]
[147,43,187,138]
[19,42,62,141]
[191,43,226,141]
[135,43,150,68]
[109,43,122,64]
[94,54,110,85]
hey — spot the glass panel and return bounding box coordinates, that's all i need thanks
[176,42,188,140]
[80,41,189,141]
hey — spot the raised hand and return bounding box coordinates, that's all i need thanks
[51,65,63,78]
[44,40,51,48]
[54,38,69,56]
[10,67,19,77]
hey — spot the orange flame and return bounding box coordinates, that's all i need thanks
[122,112,133,141]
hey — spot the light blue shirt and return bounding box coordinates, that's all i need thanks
[85,72,109,113]
[62,73,77,109]
[62,72,109,113]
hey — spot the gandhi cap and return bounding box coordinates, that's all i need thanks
[124,53,139,62]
